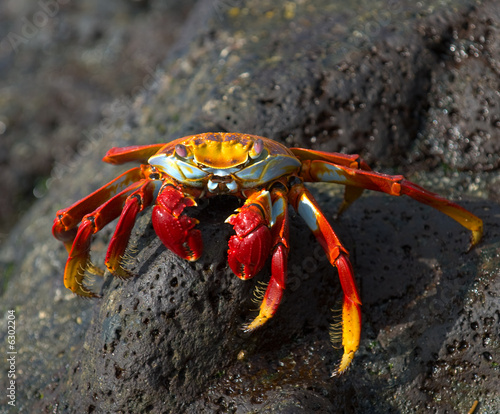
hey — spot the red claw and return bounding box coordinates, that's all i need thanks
[152,185,202,261]
[227,191,273,280]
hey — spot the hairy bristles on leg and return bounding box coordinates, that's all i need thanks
[329,327,343,349]
[243,281,270,325]
[114,241,139,278]
[329,304,344,350]
[76,264,86,279]
[120,252,136,269]
[83,273,96,284]
[86,261,105,277]
[74,266,98,297]
[122,240,139,263]
[125,240,139,255]
[251,280,268,305]
[83,265,98,290]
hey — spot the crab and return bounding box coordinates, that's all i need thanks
[52,132,483,374]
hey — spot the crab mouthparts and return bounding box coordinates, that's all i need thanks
[208,176,238,193]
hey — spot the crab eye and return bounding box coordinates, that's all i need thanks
[250,139,264,159]
[175,144,187,158]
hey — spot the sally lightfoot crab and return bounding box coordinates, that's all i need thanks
[53,132,483,374]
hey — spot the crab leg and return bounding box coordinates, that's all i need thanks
[103,143,166,165]
[291,148,373,216]
[245,187,289,331]
[64,180,149,297]
[289,183,361,375]
[290,148,371,169]
[104,180,157,278]
[300,159,483,246]
[52,166,145,251]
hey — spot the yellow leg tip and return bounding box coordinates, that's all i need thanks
[244,313,269,332]
[332,351,355,377]
[330,297,361,376]
[470,225,483,248]
[244,295,277,332]
[64,260,101,298]
[105,259,134,279]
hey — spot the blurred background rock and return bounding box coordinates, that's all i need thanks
[0,0,197,243]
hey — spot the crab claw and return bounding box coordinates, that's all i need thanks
[226,190,273,279]
[152,184,202,261]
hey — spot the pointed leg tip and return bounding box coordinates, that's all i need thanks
[109,266,135,280]
[240,324,254,335]
[74,288,101,299]
[243,311,271,332]
[470,227,483,249]
[336,202,348,219]
[331,351,355,377]
[466,228,483,252]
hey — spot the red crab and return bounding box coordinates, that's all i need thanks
[53,132,483,374]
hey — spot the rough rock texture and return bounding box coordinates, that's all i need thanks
[0,0,499,413]
[0,0,196,242]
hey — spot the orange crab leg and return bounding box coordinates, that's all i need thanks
[64,180,148,297]
[103,143,166,165]
[289,183,361,375]
[104,180,156,278]
[291,148,373,216]
[290,148,372,170]
[245,187,289,331]
[300,159,483,246]
[52,166,145,251]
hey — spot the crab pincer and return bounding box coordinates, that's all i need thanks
[152,184,202,261]
[226,190,273,279]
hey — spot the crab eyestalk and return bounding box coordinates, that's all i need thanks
[174,143,188,158]
[249,138,264,159]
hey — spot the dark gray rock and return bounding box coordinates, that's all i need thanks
[411,4,500,172]
[0,0,499,412]
[0,0,196,241]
